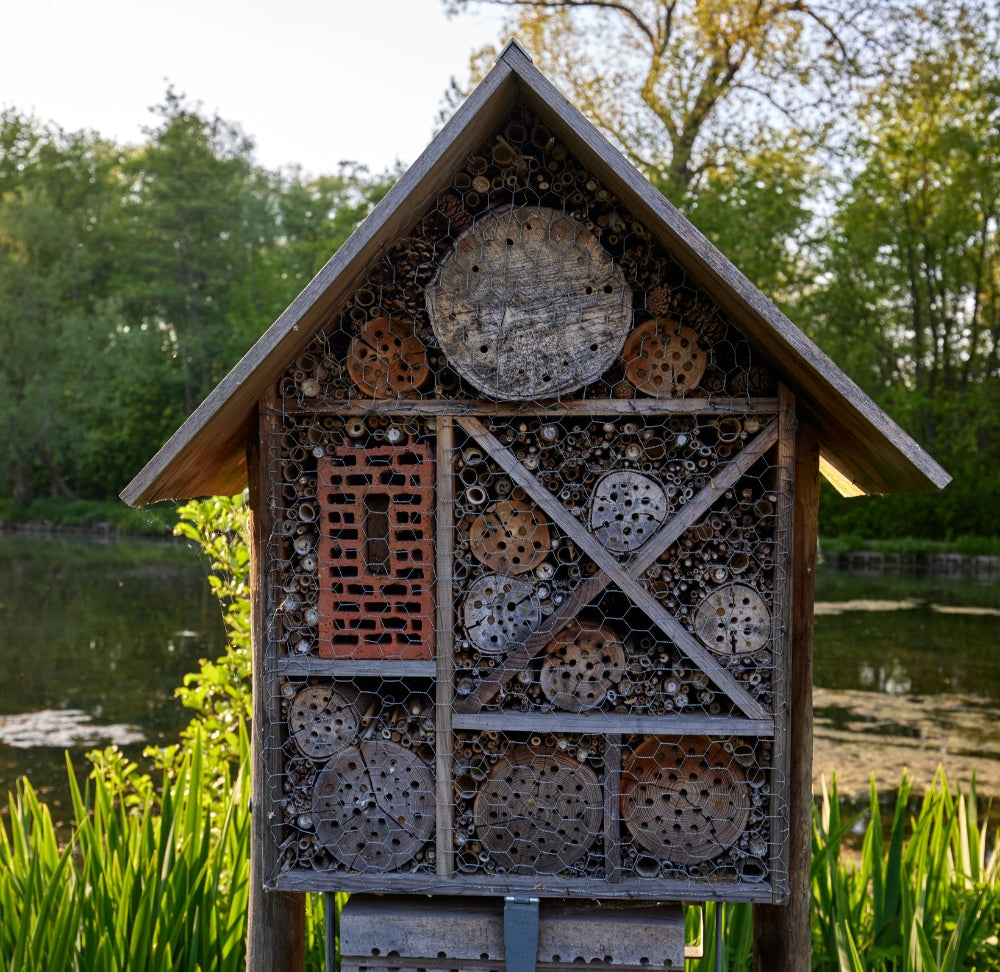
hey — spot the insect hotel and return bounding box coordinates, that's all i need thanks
[123,42,948,972]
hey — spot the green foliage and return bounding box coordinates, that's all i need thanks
[809,773,1000,971]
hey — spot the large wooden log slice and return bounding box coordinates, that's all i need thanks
[426,206,632,400]
[473,745,602,873]
[621,737,751,866]
[312,741,435,871]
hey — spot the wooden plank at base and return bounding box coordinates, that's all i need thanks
[340,895,686,969]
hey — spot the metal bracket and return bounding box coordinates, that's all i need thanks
[504,896,540,972]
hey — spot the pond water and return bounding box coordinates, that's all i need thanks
[0,534,226,821]
[811,561,1000,804]
[1,535,998,824]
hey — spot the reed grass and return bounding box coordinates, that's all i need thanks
[686,771,999,971]
[0,730,250,972]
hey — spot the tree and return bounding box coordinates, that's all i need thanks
[111,88,272,416]
[809,3,1000,536]
[226,162,396,336]
[444,1,877,197]
[0,111,121,500]
[443,0,875,296]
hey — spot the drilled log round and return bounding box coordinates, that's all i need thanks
[694,583,771,655]
[539,620,626,711]
[462,572,541,655]
[312,741,435,871]
[589,470,668,553]
[473,745,602,873]
[345,316,430,397]
[426,206,631,400]
[621,737,751,865]
[289,684,370,760]
[469,499,551,574]
[623,319,707,396]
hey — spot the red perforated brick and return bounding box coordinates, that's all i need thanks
[317,440,435,660]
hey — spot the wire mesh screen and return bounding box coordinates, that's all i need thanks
[261,99,794,902]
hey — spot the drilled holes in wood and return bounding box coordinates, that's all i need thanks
[539,619,626,712]
[461,573,541,655]
[468,499,551,575]
[312,741,435,871]
[472,745,602,873]
[621,737,751,866]
[289,684,372,760]
[624,320,707,397]
[427,206,632,400]
[588,470,668,553]
[693,583,772,655]
[345,316,431,398]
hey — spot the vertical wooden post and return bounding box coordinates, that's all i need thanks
[247,407,306,972]
[753,419,820,971]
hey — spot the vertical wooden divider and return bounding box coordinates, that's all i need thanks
[603,735,623,882]
[435,416,457,876]
[248,396,306,972]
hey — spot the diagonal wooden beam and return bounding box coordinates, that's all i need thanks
[456,417,779,712]
[455,416,776,720]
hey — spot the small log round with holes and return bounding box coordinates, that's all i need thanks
[426,206,632,400]
[623,319,707,397]
[462,572,541,654]
[345,316,431,398]
[539,619,626,711]
[289,684,372,760]
[694,583,771,655]
[621,737,751,866]
[589,470,668,553]
[473,745,602,873]
[469,499,551,574]
[312,741,435,871]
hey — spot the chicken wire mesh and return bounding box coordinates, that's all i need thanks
[260,99,794,902]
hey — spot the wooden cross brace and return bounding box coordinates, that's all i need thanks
[453,415,780,721]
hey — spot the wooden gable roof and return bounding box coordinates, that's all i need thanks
[121,40,948,508]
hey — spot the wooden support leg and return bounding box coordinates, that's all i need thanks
[752,422,819,971]
[248,417,306,972]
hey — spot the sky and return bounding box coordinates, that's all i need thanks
[2,0,508,176]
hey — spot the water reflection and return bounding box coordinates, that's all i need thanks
[0,534,226,806]
[857,661,912,695]
[812,563,1000,801]
[0,536,997,817]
